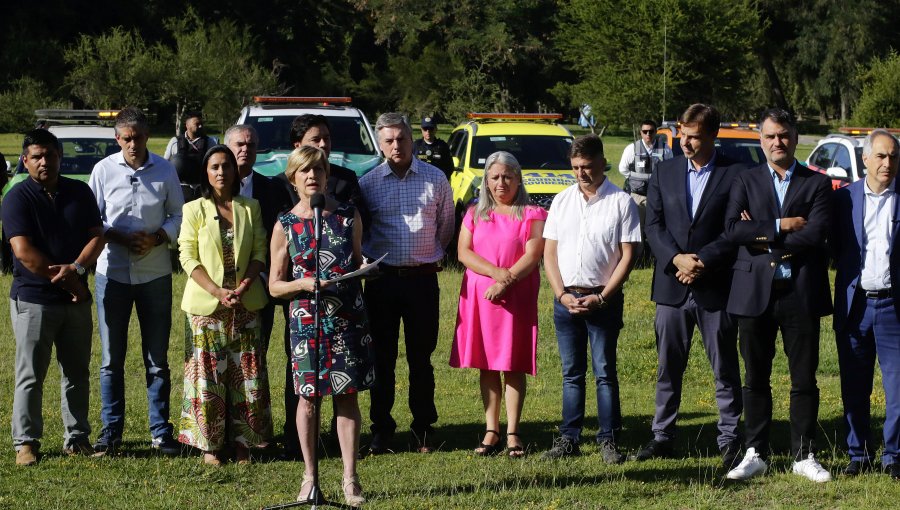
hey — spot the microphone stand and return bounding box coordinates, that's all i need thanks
[263,193,337,510]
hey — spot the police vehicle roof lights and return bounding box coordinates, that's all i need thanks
[467,113,562,122]
[252,96,353,106]
[34,109,120,124]
[660,121,758,129]
[838,127,900,135]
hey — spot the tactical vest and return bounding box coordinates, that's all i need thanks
[627,139,666,196]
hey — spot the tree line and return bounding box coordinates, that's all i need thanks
[1,0,900,134]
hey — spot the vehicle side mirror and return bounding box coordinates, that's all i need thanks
[825,166,850,181]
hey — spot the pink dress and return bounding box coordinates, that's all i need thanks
[450,205,548,376]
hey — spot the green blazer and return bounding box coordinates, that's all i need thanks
[178,195,268,315]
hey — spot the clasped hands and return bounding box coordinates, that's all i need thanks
[215,278,253,308]
[48,263,89,303]
[484,267,517,302]
[559,292,605,315]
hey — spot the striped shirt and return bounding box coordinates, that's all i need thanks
[359,158,454,266]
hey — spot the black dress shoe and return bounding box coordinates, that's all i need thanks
[360,433,393,458]
[630,439,674,461]
[843,459,874,476]
[889,462,900,480]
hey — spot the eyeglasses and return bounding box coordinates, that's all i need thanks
[641,130,654,134]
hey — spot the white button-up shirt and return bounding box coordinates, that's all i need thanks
[861,179,894,290]
[89,151,184,284]
[543,179,641,287]
[359,158,454,266]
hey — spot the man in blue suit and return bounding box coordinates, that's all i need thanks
[724,108,833,483]
[831,129,900,480]
[636,104,743,467]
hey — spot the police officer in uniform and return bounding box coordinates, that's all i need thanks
[413,116,454,180]
[164,111,218,202]
[618,119,672,234]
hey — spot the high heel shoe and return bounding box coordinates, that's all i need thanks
[343,475,366,507]
[475,430,503,456]
[297,474,315,502]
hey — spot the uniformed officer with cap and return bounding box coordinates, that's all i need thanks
[413,116,454,180]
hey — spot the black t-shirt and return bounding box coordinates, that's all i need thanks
[1,176,102,304]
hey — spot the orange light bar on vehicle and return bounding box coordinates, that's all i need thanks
[253,96,352,105]
[467,112,563,120]
[839,126,900,135]
[34,109,120,120]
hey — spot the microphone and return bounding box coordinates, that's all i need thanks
[310,192,326,242]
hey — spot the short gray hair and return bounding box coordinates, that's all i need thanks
[224,124,258,145]
[863,128,899,156]
[474,151,530,222]
[375,112,412,143]
[114,107,149,135]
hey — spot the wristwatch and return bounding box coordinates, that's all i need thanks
[72,261,86,276]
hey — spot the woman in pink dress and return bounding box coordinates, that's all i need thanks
[450,151,547,458]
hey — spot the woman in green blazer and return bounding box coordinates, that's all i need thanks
[177,145,273,466]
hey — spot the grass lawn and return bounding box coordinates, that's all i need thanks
[0,263,895,509]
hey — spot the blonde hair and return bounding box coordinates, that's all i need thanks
[474,151,530,222]
[285,145,330,184]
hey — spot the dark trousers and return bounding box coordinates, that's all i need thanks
[653,293,742,448]
[837,291,900,466]
[738,285,820,459]
[365,272,440,437]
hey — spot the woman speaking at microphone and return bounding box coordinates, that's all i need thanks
[269,146,374,507]
[177,145,273,465]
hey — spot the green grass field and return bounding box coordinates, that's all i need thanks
[0,264,894,509]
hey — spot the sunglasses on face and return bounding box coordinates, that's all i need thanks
[641,130,654,134]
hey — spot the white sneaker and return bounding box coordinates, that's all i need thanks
[726,447,767,480]
[792,453,832,483]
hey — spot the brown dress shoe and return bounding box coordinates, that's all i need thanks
[16,445,38,466]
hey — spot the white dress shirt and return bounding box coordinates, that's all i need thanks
[861,179,894,290]
[543,179,641,287]
[359,158,454,266]
[89,151,185,284]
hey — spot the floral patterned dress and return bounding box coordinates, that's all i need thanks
[178,222,273,451]
[281,204,375,397]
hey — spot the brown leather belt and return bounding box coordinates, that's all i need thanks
[861,288,891,299]
[565,285,605,295]
[379,263,442,277]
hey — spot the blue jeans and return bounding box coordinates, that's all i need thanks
[553,291,624,442]
[95,273,173,439]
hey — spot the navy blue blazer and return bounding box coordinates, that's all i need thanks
[251,171,292,263]
[831,179,900,332]
[724,162,833,317]
[646,155,744,309]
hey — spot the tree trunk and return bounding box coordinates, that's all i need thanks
[840,90,848,124]
[756,44,789,111]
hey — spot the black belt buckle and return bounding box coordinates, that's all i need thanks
[863,288,891,299]
[396,267,412,278]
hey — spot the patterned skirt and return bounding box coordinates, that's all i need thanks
[178,307,273,451]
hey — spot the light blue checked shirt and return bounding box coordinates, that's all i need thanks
[359,157,454,266]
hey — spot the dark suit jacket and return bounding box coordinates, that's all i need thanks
[251,171,292,263]
[646,155,743,309]
[274,163,369,228]
[724,162,833,317]
[831,179,900,333]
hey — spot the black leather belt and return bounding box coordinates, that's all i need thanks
[565,285,605,295]
[379,263,442,277]
[862,288,892,299]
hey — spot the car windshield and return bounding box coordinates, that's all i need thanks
[672,137,766,166]
[59,138,119,175]
[469,135,573,170]
[247,115,378,155]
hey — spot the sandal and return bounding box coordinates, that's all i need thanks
[342,475,366,508]
[506,432,525,459]
[297,474,315,503]
[475,430,503,456]
[203,451,222,466]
